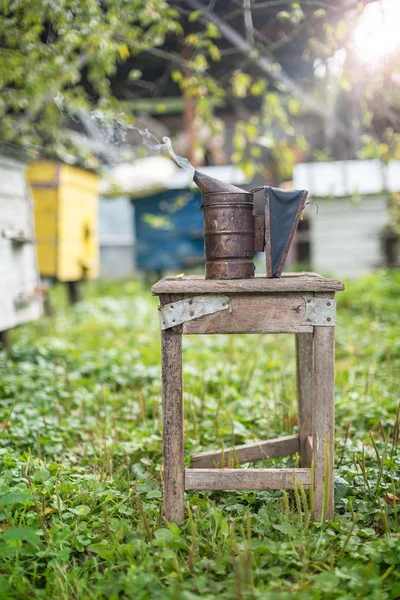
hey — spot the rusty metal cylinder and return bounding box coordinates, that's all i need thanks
[201,191,255,279]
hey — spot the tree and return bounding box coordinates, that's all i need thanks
[1,0,399,187]
[0,0,182,162]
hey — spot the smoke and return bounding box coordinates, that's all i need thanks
[131,127,194,174]
[54,93,194,173]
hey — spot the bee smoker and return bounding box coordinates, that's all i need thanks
[193,170,308,279]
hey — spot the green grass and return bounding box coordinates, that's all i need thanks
[0,271,399,599]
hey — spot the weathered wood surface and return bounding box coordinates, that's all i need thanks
[185,468,311,490]
[161,294,185,522]
[152,273,344,295]
[296,332,314,467]
[313,313,335,521]
[157,279,340,521]
[190,435,299,468]
[182,294,313,334]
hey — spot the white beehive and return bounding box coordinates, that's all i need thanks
[293,159,400,278]
[0,155,43,332]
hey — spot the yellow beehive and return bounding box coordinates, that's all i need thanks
[27,161,99,282]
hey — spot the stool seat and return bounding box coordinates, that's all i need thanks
[152,273,344,523]
[152,272,344,294]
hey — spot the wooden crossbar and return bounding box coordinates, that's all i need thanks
[185,468,311,490]
[190,435,299,468]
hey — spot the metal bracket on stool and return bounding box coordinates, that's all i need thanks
[301,295,336,326]
[159,294,232,330]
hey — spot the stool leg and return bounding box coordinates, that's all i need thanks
[161,328,184,522]
[312,326,335,521]
[296,333,313,467]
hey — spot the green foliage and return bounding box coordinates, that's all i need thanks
[0,0,230,165]
[0,1,337,178]
[0,272,399,598]
[1,0,399,186]
[0,0,181,154]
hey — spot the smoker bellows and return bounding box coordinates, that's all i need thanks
[193,170,308,279]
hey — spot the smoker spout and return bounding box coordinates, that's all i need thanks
[193,170,248,195]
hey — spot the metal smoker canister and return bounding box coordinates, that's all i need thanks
[201,189,255,279]
[194,169,308,280]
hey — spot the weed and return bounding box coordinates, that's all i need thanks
[0,272,399,598]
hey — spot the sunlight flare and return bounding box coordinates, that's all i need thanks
[352,0,400,67]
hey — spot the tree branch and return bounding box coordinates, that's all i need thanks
[182,0,352,140]
[218,0,365,24]
[249,0,362,11]
[243,0,255,46]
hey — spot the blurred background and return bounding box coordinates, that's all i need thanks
[1,0,400,338]
[2,4,400,596]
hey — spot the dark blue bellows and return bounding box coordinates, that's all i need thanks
[266,187,308,277]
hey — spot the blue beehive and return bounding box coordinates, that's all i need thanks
[133,187,204,273]
[100,162,248,276]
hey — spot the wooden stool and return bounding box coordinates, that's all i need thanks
[152,273,344,523]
